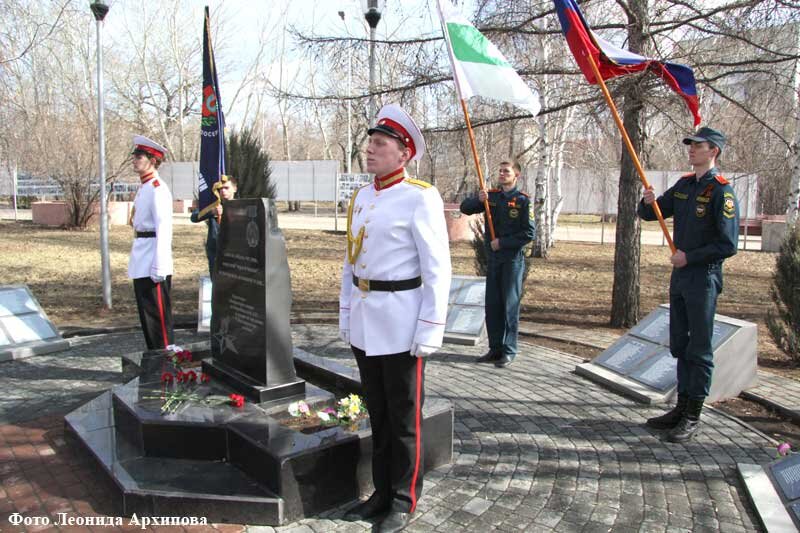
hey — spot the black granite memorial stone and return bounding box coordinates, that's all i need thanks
[771,453,800,502]
[204,199,305,403]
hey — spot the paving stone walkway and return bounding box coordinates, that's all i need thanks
[0,324,779,532]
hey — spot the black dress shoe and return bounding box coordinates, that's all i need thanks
[378,510,412,533]
[494,356,513,368]
[476,350,501,363]
[343,493,390,521]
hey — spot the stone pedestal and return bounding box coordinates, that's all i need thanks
[575,304,758,404]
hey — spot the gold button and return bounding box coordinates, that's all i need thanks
[361,263,366,268]
[365,219,370,223]
[362,248,367,253]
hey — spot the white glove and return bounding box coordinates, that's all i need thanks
[150,274,165,284]
[339,329,350,344]
[411,343,438,358]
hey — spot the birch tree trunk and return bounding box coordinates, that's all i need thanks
[787,24,800,224]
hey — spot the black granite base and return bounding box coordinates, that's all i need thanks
[202,358,306,404]
[65,342,454,526]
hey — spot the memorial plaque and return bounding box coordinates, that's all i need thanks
[444,276,487,344]
[0,287,39,317]
[791,503,800,523]
[445,305,485,335]
[2,314,58,344]
[0,285,68,360]
[449,276,485,306]
[577,305,757,404]
[629,349,677,391]
[595,337,659,375]
[630,307,670,345]
[448,278,464,303]
[712,321,737,350]
[771,453,800,502]
[197,276,212,333]
[204,199,304,403]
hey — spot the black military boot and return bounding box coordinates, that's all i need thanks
[666,398,704,443]
[476,350,501,363]
[646,395,687,429]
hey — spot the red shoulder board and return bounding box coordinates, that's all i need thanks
[518,191,530,198]
[152,180,160,188]
[714,175,729,185]
[680,173,694,179]
[487,188,500,193]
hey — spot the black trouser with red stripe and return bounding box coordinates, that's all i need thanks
[133,276,174,350]
[352,347,425,514]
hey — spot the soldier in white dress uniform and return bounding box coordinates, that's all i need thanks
[339,105,451,533]
[128,135,174,350]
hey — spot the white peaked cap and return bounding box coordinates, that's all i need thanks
[132,135,168,160]
[368,104,426,161]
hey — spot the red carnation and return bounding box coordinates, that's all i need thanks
[186,371,197,383]
[161,372,174,383]
[229,394,245,408]
[180,350,193,362]
[200,373,210,383]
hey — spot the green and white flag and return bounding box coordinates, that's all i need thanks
[437,0,540,116]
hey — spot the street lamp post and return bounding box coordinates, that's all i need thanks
[91,1,112,310]
[338,10,352,175]
[361,0,385,125]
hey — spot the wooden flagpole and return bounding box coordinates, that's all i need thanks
[459,99,497,241]
[584,52,676,254]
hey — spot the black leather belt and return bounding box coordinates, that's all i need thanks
[353,275,421,292]
[135,231,156,238]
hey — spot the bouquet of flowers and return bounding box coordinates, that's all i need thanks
[287,394,367,427]
[143,347,246,414]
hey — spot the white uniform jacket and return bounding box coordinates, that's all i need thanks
[339,173,452,357]
[128,172,174,279]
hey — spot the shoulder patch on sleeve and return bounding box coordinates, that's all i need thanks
[714,175,730,185]
[518,191,530,198]
[722,197,735,218]
[406,178,432,189]
[152,180,160,188]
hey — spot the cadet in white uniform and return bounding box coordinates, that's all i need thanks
[128,135,174,350]
[339,105,451,533]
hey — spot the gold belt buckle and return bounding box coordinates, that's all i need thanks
[358,278,370,292]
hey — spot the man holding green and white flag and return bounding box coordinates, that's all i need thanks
[436,0,540,116]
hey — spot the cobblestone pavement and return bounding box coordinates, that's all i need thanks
[0,325,774,532]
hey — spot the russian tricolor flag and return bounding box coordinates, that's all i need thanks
[554,0,701,126]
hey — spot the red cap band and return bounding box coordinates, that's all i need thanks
[135,145,164,160]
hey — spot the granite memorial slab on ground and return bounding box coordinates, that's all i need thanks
[203,198,305,403]
[576,304,757,404]
[738,454,800,531]
[444,275,486,345]
[0,284,69,361]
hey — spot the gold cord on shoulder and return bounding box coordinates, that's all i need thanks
[346,187,365,265]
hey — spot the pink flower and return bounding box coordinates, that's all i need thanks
[778,443,791,457]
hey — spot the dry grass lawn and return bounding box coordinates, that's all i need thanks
[0,219,790,377]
